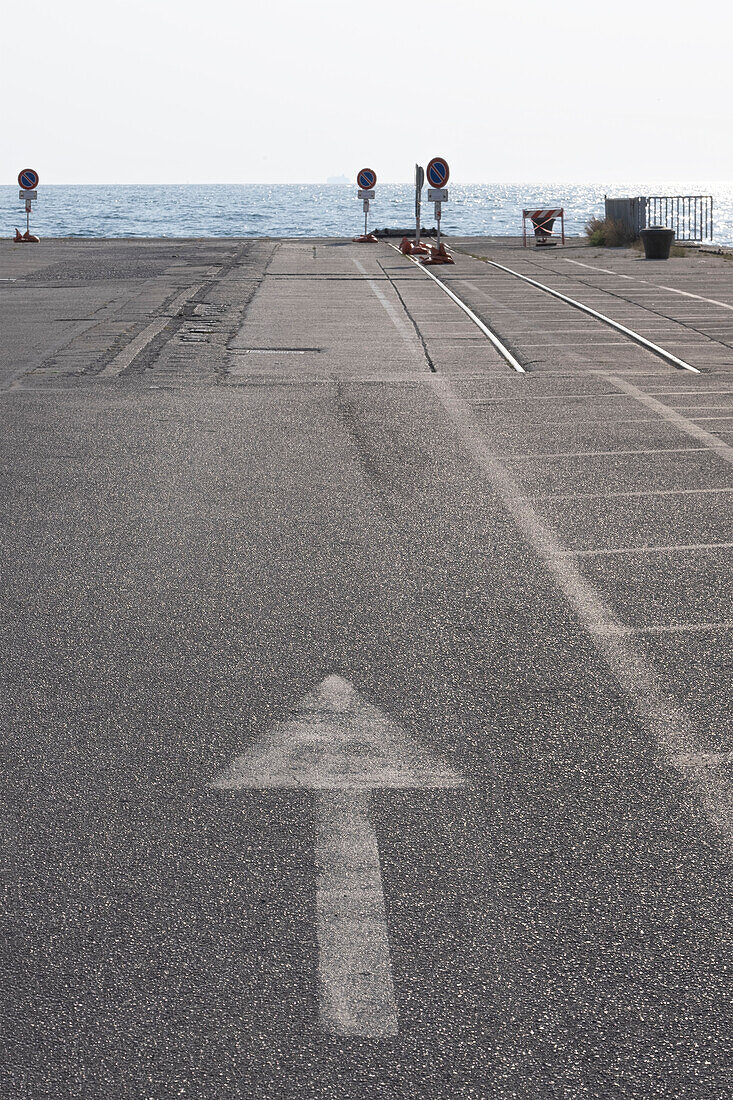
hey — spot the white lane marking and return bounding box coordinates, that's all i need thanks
[565,259,634,279]
[99,282,207,378]
[432,379,733,850]
[592,621,733,636]
[605,375,733,466]
[211,674,461,1038]
[481,258,701,373]
[386,245,526,373]
[556,541,733,557]
[316,790,397,1037]
[353,259,418,350]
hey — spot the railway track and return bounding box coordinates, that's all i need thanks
[387,241,715,375]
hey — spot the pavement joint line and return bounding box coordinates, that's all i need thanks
[592,621,733,636]
[374,259,438,373]
[471,256,701,373]
[605,374,733,466]
[555,542,733,557]
[385,244,526,373]
[352,259,421,354]
[461,280,524,317]
[431,377,733,851]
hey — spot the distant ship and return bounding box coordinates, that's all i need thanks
[326,175,349,186]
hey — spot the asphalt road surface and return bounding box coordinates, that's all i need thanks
[2,237,731,1099]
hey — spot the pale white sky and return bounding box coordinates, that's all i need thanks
[4,0,731,184]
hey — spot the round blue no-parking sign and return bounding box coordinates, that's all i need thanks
[18,168,40,190]
[357,168,377,190]
[426,158,449,187]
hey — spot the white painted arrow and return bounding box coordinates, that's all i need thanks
[211,674,462,1038]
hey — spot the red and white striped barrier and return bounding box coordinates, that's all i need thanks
[522,207,565,247]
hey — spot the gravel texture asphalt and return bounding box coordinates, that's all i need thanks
[1,236,731,1099]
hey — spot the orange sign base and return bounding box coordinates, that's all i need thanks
[13,228,40,243]
[420,243,454,266]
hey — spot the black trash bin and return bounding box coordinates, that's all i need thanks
[640,226,675,259]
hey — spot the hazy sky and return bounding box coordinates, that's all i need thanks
[5,0,731,184]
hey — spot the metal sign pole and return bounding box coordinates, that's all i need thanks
[364,200,369,237]
[415,164,424,247]
[436,202,441,250]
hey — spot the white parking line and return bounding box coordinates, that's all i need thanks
[593,621,733,636]
[524,487,733,501]
[506,446,709,460]
[433,377,732,849]
[566,258,733,313]
[558,542,733,557]
[649,390,733,397]
[687,415,733,422]
[657,285,733,310]
[565,259,634,279]
[606,375,733,466]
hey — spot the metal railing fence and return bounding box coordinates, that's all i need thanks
[604,195,713,241]
[646,195,713,241]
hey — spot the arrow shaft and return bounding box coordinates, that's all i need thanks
[315,791,398,1038]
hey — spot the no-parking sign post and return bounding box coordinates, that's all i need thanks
[356,168,377,238]
[426,158,450,250]
[17,168,40,238]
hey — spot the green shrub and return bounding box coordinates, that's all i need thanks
[585,217,638,247]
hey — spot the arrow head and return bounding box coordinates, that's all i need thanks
[211,675,462,791]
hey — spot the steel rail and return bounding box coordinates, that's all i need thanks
[386,243,526,373]
[464,255,701,375]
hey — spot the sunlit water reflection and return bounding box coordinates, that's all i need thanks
[3,182,733,242]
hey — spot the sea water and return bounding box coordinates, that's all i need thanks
[3,182,733,243]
